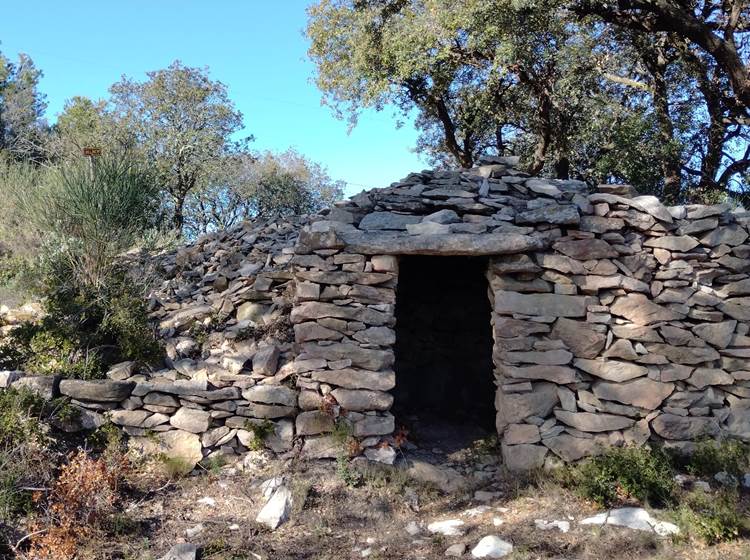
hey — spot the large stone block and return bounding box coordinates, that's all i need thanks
[610,293,685,325]
[170,407,211,434]
[543,434,604,462]
[13,375,60,400]
[501,442,548,470]
[551,318,606,358]
[311,368,396,391]
[650,414,720,440]
[339,231,544,256]
[242,385,297,407]
[494,291,587,318]
[59,379,134,402]
[592,378,674,410]
[130,429,203,469]
[495,382,559,432]
[301,342,394,370]
[554,410,634,432]
[330,389,393,411]
[552,238,617,260]
[295,410,335,436]
[574,358,648,382]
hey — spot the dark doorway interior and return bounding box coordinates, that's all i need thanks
[393,256,496,449]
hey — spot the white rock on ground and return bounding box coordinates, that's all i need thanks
[405,521,422,536]
[427,519,466,536]
[534,519,570,533]
[463,505,492,517]
[256,484,292,529]
[471,535,514,558]
[160,543,198,560]
[580,507,679,536]
[364,445,397,464]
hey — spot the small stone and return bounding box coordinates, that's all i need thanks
[160,543,199,560]
[256,484,292,529]
[427,519,465,536]
[253,345,280,376]
[471,535,513,558]
[534,519,570,533]
[445,543,467,557]
[364,445,396,465]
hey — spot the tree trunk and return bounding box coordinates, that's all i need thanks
[554,156,570,180]
[641,39,681,203]
[172,196,185,235]
[528,95,552,176]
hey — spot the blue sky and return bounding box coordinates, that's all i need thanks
[0,0,424,196]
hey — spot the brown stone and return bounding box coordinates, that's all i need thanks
[574,358,648,382]
[592,378,674,410]
[551,318,606,358]
[610,293,685,325]
[553,239,618,260]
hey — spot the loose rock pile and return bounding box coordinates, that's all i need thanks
[2,156,750,470]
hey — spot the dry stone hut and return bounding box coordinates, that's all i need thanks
[4,155,750,471]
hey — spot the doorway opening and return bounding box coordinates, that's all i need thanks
[393,256,496,454]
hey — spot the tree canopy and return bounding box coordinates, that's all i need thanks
[108,61,249,233]
[306,0,749,202]
[0,51,47,162]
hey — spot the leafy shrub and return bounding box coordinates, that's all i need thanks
[0,386,47,448]
[19,154,160,290]
[675,489,747,544]
[571,445,677,508]
[0,388,57,523]
[685,439,749,478]
[244,419,275,451]
[0,271,160,378]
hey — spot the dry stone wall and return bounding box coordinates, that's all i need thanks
[2,156,750,470]
[288,156,750,469]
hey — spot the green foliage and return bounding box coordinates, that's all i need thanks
[200,455,228,475]
[244,419,275,451]
[0,271,160,378]
[674,489,747,544]
[109,61,248,233]
[0,387,58,522]
[571,445,677,508]
[183,149,344,237]
[20,153,160,290]
[336,454,363,487]
[306,0,750,198]
[0,51,48,162]
[87,421,124,457]
[685,439,750,478]
[0,386,47,448]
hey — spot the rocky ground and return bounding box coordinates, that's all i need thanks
[69,432,748,560]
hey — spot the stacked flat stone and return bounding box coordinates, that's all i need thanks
[1,217,310,464]
[290,155,750,468]
[3,155,750,470]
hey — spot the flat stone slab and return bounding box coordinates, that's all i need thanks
[580,507,679,536]
[59,379,134,402]
[339,231,544,255]
[494,291,587,317]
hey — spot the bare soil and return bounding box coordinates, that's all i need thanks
[63,429,750,560]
